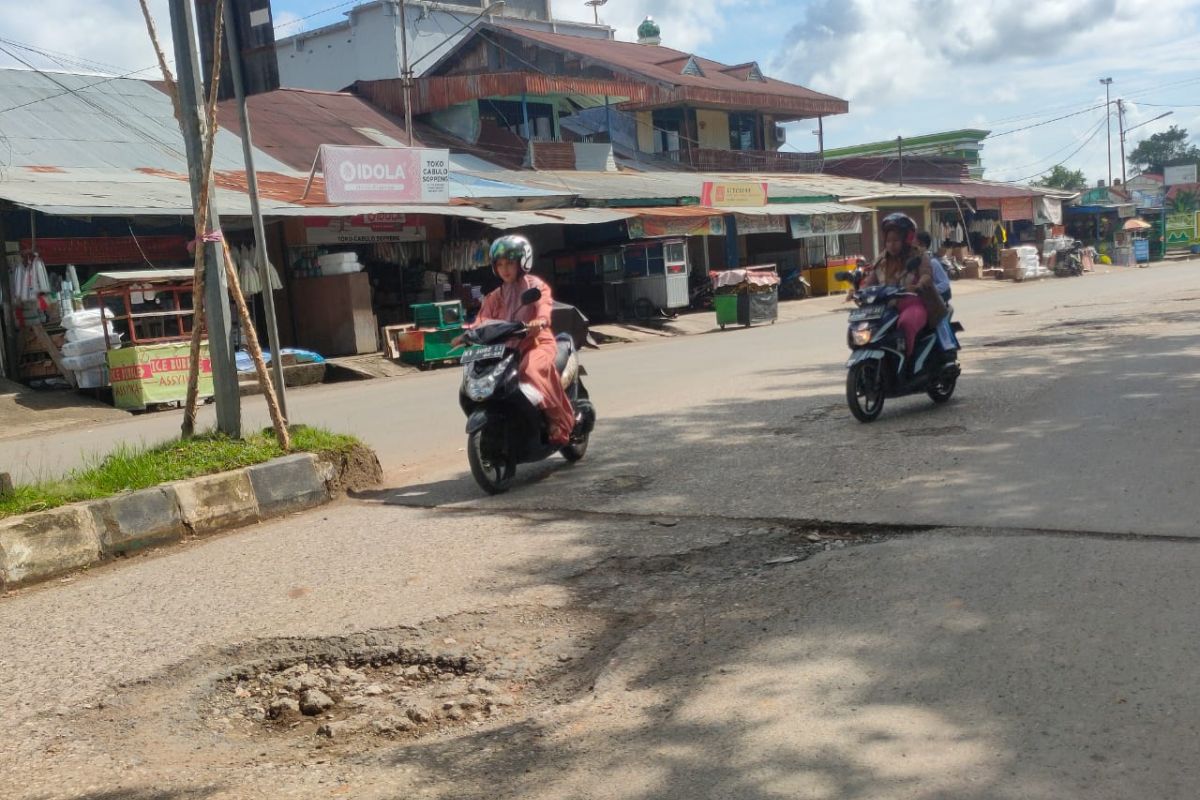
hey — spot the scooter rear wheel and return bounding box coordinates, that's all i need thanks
[928,374,957,404]
[467,429,515,495]
[847,361,885,423]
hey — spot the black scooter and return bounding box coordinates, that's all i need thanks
[836,262,964,422]
[458,288,597,494]
[1052,240,1085,277]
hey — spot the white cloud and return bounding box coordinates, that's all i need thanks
[553,0,760,53]
[0,1,171,75]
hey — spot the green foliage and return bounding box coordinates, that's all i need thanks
[0,426,361,519]
[1128,125,1200,174]
[1033,165,1089,191]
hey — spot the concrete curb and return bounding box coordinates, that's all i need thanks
[0,447,380,591]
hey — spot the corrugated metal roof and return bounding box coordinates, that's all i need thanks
[358,73,659,117]
[729,201,874,216]
[485,208,635,229]
[913,180,1047,200]
[215,87,424,171]
[0,68,292,173]
[451,169,959,204]
[481,24,847,117]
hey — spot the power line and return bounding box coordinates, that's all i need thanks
[0,36,133,76]
[273,0,360,32]
[0,63,164,115]
[990,115,1108,179]
[985,103,1107,140]
[997,120,1108,185]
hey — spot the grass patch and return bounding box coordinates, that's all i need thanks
[0,425,362,520]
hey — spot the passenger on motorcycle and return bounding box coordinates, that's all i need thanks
[861,213,936,360]
[454,235,575,446]
[916,231,951,303]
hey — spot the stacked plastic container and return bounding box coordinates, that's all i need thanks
[60,308,122,388]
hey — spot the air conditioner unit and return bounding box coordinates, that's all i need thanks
[774,124,787,145]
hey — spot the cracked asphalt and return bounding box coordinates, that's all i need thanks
[2,264,1200,798]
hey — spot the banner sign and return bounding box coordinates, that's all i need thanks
[1165,212,1196,246]
[1132,189,1165,209]
[627,215,725,239]
[978,196,1036,221]
[734,215,788,236]
[1165,164,1198,186]
[108,343,213,411]
[321,145,450,204]
[701,181,769,207]
[20,236,188,266]
[303,214,427,244]
[789,213,863,239]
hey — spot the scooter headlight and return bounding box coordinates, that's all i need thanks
[852,325,874,346]
[465,356,512,401]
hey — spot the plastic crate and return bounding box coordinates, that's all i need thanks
[411,301,464,330]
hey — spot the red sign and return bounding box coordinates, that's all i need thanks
[21,236,189,266]
[109,357,211,383]
[320,145,450,204]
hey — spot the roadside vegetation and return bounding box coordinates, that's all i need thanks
[0,426,360,519]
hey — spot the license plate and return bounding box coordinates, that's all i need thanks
[461,344,506,364]
[849,307,885,322]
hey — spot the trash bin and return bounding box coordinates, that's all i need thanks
[714,294,739,328]
[711,266,779,329]
[738,287,778,326]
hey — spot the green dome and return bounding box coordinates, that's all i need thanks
[637,17,660,39]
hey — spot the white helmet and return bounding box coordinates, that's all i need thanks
[489,235,534,273]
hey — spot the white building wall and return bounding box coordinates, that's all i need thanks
[277,1,611,92]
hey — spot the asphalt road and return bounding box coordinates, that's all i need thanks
[3,264,1200,799]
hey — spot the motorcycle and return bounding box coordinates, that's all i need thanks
[1052,240,1084,277]
[836,262,964,423]
[778,267,812,300]
[458,288,597,494]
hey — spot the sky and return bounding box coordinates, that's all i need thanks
[1,0,1198,186]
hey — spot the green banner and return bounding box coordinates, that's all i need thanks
[107,343,213,410]
[1165,212,1196,247]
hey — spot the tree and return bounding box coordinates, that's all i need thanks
[1128,125,1200,175]
[1033,165,1089,191]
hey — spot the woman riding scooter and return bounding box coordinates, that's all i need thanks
[860,213,940,364]
[454,235,575,446]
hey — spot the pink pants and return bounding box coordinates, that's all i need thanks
[521,340,575,446]
[897,296,928,357]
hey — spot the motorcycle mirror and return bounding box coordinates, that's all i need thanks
[520,287,542,306]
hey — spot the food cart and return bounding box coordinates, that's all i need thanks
[711,265,779,329]
[623,238,691,319]
[74,269,213,410]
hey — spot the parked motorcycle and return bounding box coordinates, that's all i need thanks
[778,267,812,300]
[458,288,597,494]
[1052,240,1084,277]
[836,263,964,423]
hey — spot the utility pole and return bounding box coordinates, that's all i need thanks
[223,0,287,419]
[897,135,904,185]
[1100,77,1113,186]
[168,0,241,436]
[399,0,414,145]
[1118,99,1127,186]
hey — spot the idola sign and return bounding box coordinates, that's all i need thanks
[321,145,450,204]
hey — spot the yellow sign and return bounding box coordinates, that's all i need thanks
[701,181,769,207]
[108,342,213,411]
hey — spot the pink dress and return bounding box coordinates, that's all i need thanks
[475,275,575,445]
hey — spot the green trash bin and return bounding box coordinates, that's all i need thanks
[714,293,739,329]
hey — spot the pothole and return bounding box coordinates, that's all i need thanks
[899,425,969,437]
[594,474,653,495]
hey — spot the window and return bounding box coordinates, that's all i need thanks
[729,113,758,151]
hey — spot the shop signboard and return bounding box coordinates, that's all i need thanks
[1165,212,1195,246]
[626,215,725,239]
[789,213,862,239]
[1165,164,1198,186]
[701,181,769,207]
[1132,189,1165,209]
[978,196,1036,221]
[303,214,427,244]
[321,145,450,204]
[735,216,789,235]
[19,236,188,266]
[107,343,213,411]
[196,0,280,101]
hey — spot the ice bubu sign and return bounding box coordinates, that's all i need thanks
[108,343,214,411]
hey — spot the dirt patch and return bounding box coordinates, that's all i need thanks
[593,474,653,495]
[320,443,383,494]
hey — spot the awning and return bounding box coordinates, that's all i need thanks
[1123,218,1153,231]
[722,201,874,217]
[82,269,196,292]
[484,208,636,229]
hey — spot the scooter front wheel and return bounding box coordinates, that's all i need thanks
[847,361,885,422]
[467,429,515,495]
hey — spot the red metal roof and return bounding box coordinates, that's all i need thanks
[215,88,421,172]
[471,23,847,118]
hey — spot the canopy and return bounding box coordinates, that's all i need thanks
[1122,218,1153,231]
[82,269,195,292]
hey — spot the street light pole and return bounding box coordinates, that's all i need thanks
[1100,77,1113,186]
[1118,98,1127,186]
[167,0,240,436]
[399,0,414,146]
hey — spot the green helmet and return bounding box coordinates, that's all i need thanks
[489,235,534,273]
